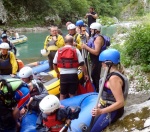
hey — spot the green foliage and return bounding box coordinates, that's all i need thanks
[123,24,150,71]
[98,16,116,26]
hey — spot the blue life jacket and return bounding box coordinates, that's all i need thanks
[87,34,110,64]
[87,34,110,52]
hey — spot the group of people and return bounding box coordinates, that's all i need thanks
[0,7,129,132]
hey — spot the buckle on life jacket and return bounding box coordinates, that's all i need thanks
[100,98,115,107]
[51,124,64,129]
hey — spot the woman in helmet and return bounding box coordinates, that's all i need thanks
[36,95,81,132]
[76,20,89,43]
[19,66,48,113]
[0,42,18,77]
[81,22,104,92]
[90,49,129,132]
[66,23,82,50]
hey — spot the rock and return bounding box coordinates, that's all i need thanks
[104,100,150,132]
[0,0,7,23]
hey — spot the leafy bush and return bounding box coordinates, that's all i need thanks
[123,24,150,71]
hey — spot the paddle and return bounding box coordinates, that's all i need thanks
[87,61,113,132]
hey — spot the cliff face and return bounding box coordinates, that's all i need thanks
[0,0,7,24]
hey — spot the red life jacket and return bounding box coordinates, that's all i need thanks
[43,113,64,132]
[57,46,79,68]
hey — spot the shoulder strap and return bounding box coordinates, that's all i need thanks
[74,34,78,43]
[107,71,129,100]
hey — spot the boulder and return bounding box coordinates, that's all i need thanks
[104,100,150,132]
[0,0,7,23]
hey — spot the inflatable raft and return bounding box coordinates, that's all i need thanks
[20,92,98,132]
[9,35,28,45]
[43,67,83,95]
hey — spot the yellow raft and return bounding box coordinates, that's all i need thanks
[9,35,28,45]
[43,68,83,95]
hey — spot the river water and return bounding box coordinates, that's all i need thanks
[16,25,116,64]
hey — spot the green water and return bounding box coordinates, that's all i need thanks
[16,31,49,64]
[16,26,116,64]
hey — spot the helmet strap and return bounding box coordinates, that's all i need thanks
[104,61,113,73]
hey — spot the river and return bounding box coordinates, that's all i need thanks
[16,25,116,64]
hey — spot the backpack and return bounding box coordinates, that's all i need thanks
[57,46,79,68]
[0,78,23,107]
[101,35,111,47]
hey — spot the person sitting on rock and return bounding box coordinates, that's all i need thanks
[0,42,18,77]
[90,49,129,132]
[36,95,81,132]
[19,66,48,113]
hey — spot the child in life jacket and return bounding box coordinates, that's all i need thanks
[36,95,81,132]
[19,66,48,113]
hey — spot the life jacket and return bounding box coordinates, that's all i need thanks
[0,52,12,75]
[0,78,23,107]
[46,35,61,51]
[57,46,79,68]
[100,71,129,106]
[87,34,110,52]
[16,58,24,72]
[87,34,110,64]
[43,113,64,132]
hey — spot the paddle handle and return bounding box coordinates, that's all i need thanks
[95,66,109,108]
[59,124,68,132]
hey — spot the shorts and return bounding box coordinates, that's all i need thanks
[60,73,79,95]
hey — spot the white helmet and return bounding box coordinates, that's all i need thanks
[90,22,102,31]
[0,42,10,49]
[41,49,49,56]
[19,66,33,78]
[39,95,60,113]
[67,24,76,30]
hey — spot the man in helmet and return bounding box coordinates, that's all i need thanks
[53,36,89,100]
[81,22,104,92]
[85,7,98,37]
[66,23,82,50]
[0,42,18,77]
[76,20,89,43]
[90,49,129,132]
[19,66,48,113]
[1,34,17,55]
[36,95,81,132]
[42,26,65,70]
[0,77,30,132]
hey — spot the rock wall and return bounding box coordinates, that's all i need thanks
[0,0,7,23]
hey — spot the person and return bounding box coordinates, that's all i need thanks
[76,20,89,43]
[12,30,19,39]
[66,21,72,29]
[90,49,129,132]
[41,26,65,70]
[0,42,18,77]
[53,36,89,100]
[81,22,104,92]
[85,7,98,36]
[66,23,82,50]
[18,66,48,113]
[36,95,81,132]
[1,34,17,55]
[0,77,30,132]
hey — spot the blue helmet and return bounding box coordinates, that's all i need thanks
[76,20,84,26]
[99,49,120,64]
